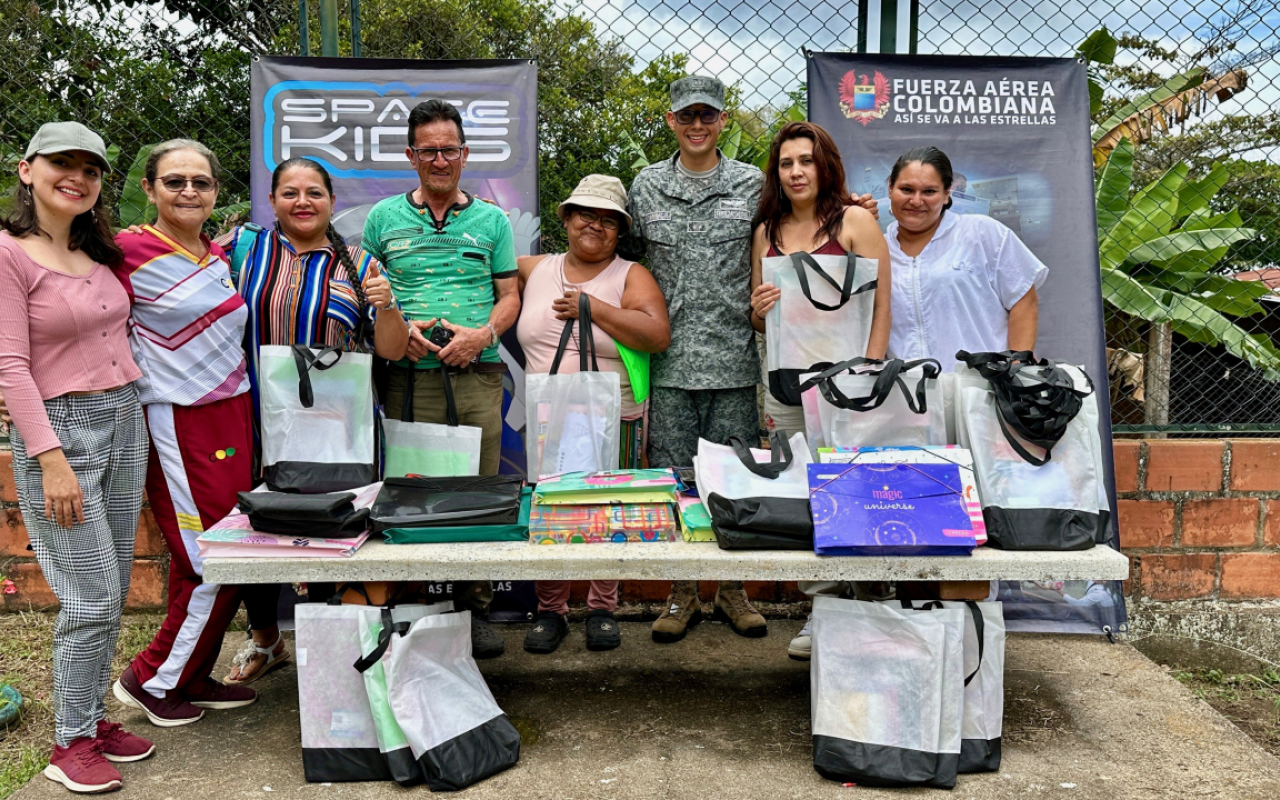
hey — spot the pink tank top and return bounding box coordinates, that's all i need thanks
[516,253,643,419]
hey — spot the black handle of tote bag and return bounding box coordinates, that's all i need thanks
[353,607,412,674]
[400,365,460,427]
[549,293,601,375]
[728,430,793,480]
[291,345,343,409]
[900,598,986,687]
[789,251,877,312]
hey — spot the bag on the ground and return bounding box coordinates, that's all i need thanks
[236,490,369,537]
[383,366,482,478]
[295,603,393,782]
[384,611,521,791]
[957,351,1107,550]
[353,603,452,786]
[368,475,524,532]
[763,250,878,405]
[810,596,965,789]
[889,598,1007,773]
[260,344,376,493]
[698,431,814,550]
[525,293,621,480]
[804,358,946,449]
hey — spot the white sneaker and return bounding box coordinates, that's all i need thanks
[787,614,813,661]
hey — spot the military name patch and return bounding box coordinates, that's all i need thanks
[714,209,752,220]
[644,211,673,223]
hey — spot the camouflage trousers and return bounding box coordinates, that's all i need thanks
[646,385,761,469]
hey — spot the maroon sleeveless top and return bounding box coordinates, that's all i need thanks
[766,238,847,257]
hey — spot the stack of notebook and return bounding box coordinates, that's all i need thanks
[529,470,680,544]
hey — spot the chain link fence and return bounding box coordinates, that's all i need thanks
[4,0,1279,434]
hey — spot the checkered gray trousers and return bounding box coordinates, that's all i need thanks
[9,385,147,746]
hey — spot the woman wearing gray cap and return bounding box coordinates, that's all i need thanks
[515,174,671,655]
[0,122,153,792]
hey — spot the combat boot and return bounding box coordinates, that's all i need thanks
[651,581,702,643]
[713,580,768,638]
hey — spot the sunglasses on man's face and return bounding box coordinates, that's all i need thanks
[158,175,217,193]
[674,108,721,125]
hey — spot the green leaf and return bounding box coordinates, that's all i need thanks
[721,122,742,161]
[117,144,155,229]
[1095,138,1133,234]
[1099,162,1187,265]
[1176,163,1229,220]
[1126,227,1254,266]
[1144,270,1269,316]
[1166,294,1280,379]
[1101,266,1171,323]
[1077,27,1117,65]
[1088,80,1105,116]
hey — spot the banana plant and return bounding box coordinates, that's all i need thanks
[1098,138,1280,396]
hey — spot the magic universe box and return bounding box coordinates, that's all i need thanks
[807,463,976,556]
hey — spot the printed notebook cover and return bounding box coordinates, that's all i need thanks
[808,462,975,556]
[528,502,680,544]
[533,470,678,505]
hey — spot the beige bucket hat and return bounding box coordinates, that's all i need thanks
[556,174,632,228]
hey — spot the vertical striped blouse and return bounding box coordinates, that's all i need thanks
[214,224,383,414]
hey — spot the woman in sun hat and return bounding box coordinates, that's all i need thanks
[515,174,671,656]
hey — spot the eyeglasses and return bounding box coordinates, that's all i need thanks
[411,146,464,162]
[575,209,621,231]
[158,175,217,193]
[673,108,721,125]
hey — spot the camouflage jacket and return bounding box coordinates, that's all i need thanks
[622,151,763,390]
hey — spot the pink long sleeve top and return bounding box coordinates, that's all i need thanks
[0,232,141,456]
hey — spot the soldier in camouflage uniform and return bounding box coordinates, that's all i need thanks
[623,76,770,643]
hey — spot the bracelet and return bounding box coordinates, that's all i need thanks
[486,322,499,346]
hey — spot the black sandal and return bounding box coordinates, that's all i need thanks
[585,609,621,652]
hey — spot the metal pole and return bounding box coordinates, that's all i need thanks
[350,0,362,57]
[856,0,869,54]
[880,0,898,54]
[297,0,309,57]
[909,0,920,54]
[320,0,339,57]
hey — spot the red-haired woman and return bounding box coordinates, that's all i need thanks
[748,120,892,432]
[747,121,893,662]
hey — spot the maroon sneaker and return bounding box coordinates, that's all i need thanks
[112,665,204,727]
[181,677,257,710]
[44,737,123,793]
[95,720,155,762]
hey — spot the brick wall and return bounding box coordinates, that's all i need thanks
[1118,439,1280,602]
[5,439,1278,611]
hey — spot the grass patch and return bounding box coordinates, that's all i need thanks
[1172,667,1280,758]
[0,611,163,800]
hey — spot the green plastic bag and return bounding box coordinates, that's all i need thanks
[616,341,650,403]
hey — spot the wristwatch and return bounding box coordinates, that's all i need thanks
[485,322,500,346]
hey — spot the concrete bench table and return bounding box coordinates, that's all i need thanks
[203,539,1130,585]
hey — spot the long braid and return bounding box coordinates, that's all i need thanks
[326,222,370,352]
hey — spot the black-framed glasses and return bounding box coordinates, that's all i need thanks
[673,108,721,125]
[575,209,621,231]
[158,175,217,193]
[411,146,464,162]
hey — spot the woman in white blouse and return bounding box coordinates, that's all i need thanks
[887,146,1046,366]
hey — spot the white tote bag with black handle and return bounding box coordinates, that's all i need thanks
[763,250,878,406]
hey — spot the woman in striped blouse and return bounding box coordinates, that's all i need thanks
[215,157,409,685]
